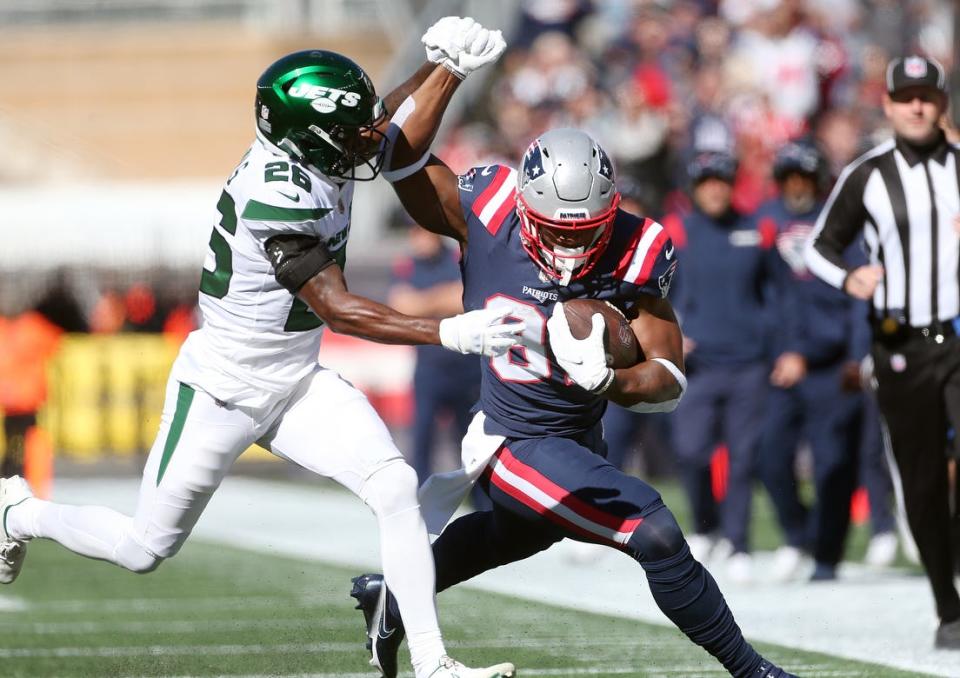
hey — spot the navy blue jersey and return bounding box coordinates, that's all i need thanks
[458,164,676,439]
[665,207,787,367]
[756,198,871,365]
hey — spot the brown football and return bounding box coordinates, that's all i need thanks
[562,299,642,368]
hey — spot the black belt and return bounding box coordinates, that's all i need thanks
[872,316,958,346]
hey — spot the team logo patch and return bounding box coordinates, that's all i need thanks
[658,260,678,298]
[904,56,928,79]
[287,83,361,113]
[458,168,477,192]
[520,141,545,190]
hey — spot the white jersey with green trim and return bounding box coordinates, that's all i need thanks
[171,138,354,408]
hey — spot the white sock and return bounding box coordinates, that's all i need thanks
[362,463,447,677]
[379,503,447,677]
[7,497,132,562]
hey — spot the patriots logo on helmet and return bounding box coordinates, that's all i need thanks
[520,142,545,189]
[597,145,614,181]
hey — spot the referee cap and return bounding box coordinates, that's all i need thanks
[886,55,947,95]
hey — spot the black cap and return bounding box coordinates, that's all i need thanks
[773,141,822,182]
[886,56,947,95]
[687,151,737,184]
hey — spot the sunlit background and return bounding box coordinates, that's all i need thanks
[0,0,956,488]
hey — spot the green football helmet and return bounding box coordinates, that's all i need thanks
[255,50,387,181]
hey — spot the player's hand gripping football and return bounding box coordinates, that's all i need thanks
[547,304,615,395]
[421,16,507,79]
[439,307,525,357]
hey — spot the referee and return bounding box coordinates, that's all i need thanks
[806,55,960,648]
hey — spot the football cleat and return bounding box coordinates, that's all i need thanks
[351,573,404,678]
[935,618,960,649]
[426,655,515,678]
[0,475,33,584]
[754,662,798,678]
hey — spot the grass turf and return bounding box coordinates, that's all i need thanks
[0,537,932,678]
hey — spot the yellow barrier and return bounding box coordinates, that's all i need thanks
[6,334,275,463]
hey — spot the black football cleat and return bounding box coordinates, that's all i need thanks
[754,662,799,678]
[935,618,960,649]
[351,573,405,678]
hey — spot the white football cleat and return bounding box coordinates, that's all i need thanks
[426,656,515,678]
[770,545,807,582]
[864,531,898,567]
[0,475,34,584]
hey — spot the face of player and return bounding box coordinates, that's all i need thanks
[780,173,817,214]
[539,223,605,253]
[693,177,733,218]
[883,87,947,145]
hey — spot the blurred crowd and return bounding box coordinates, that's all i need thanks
[440,0,954,208]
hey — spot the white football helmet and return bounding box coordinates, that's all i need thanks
[516,128,620,285]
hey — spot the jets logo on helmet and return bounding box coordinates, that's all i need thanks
[254,50,387,181]
[516,129,620,285]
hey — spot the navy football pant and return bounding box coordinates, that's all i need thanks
[758,364,861,565]
[671,363,767,552]
[428,429,767,677]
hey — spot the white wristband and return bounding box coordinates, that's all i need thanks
[381,95,432,183]
[625,358,686,413]
[651,357,687,394]
[382,150,431,183]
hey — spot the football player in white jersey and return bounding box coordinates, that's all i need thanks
[0,17,519,678]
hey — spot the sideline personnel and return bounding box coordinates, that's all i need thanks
[806,55,960,648]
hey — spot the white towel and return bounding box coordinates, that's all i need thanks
[417,411,505,536]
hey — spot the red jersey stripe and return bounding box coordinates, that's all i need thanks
[632,227,670,286]
[613,218,650,280]
[471,166,511,220]
[496,446,644,535]
[486,189,517,236]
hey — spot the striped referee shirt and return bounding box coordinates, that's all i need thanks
[805,132,960,328]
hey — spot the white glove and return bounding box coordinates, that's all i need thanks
[422,16,507,79]
[422,16,467,64]
[439,307,526,357]
[547,303,615,394]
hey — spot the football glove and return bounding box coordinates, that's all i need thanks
[547,303,615,394]
[422,16,507,79]
[439,307,525,357]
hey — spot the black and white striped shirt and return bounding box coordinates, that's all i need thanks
[806,133,960,328]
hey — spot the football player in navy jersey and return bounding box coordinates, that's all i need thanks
[347,47,797,678]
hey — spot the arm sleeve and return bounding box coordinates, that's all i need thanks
[804,160,872,289]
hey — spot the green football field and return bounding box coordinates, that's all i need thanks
[1,539,932,678]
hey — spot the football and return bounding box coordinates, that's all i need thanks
[562,299,641,369]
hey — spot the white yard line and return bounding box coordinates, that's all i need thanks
[48,477,960,677]
[0,594,27,611]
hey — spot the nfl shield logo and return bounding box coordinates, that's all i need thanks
[904,56,927,79]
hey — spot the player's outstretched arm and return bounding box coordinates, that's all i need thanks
[607,295,686,410]
[264,234,523,355]
[383,17,506,244]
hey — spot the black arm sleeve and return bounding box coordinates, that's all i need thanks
[812,161,872,269]
[264,234,336,293]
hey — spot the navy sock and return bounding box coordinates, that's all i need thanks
[640,543,764,677]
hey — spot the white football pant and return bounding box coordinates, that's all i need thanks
[7,366,444,666]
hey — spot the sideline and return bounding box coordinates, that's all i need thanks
[48,477,959,677]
